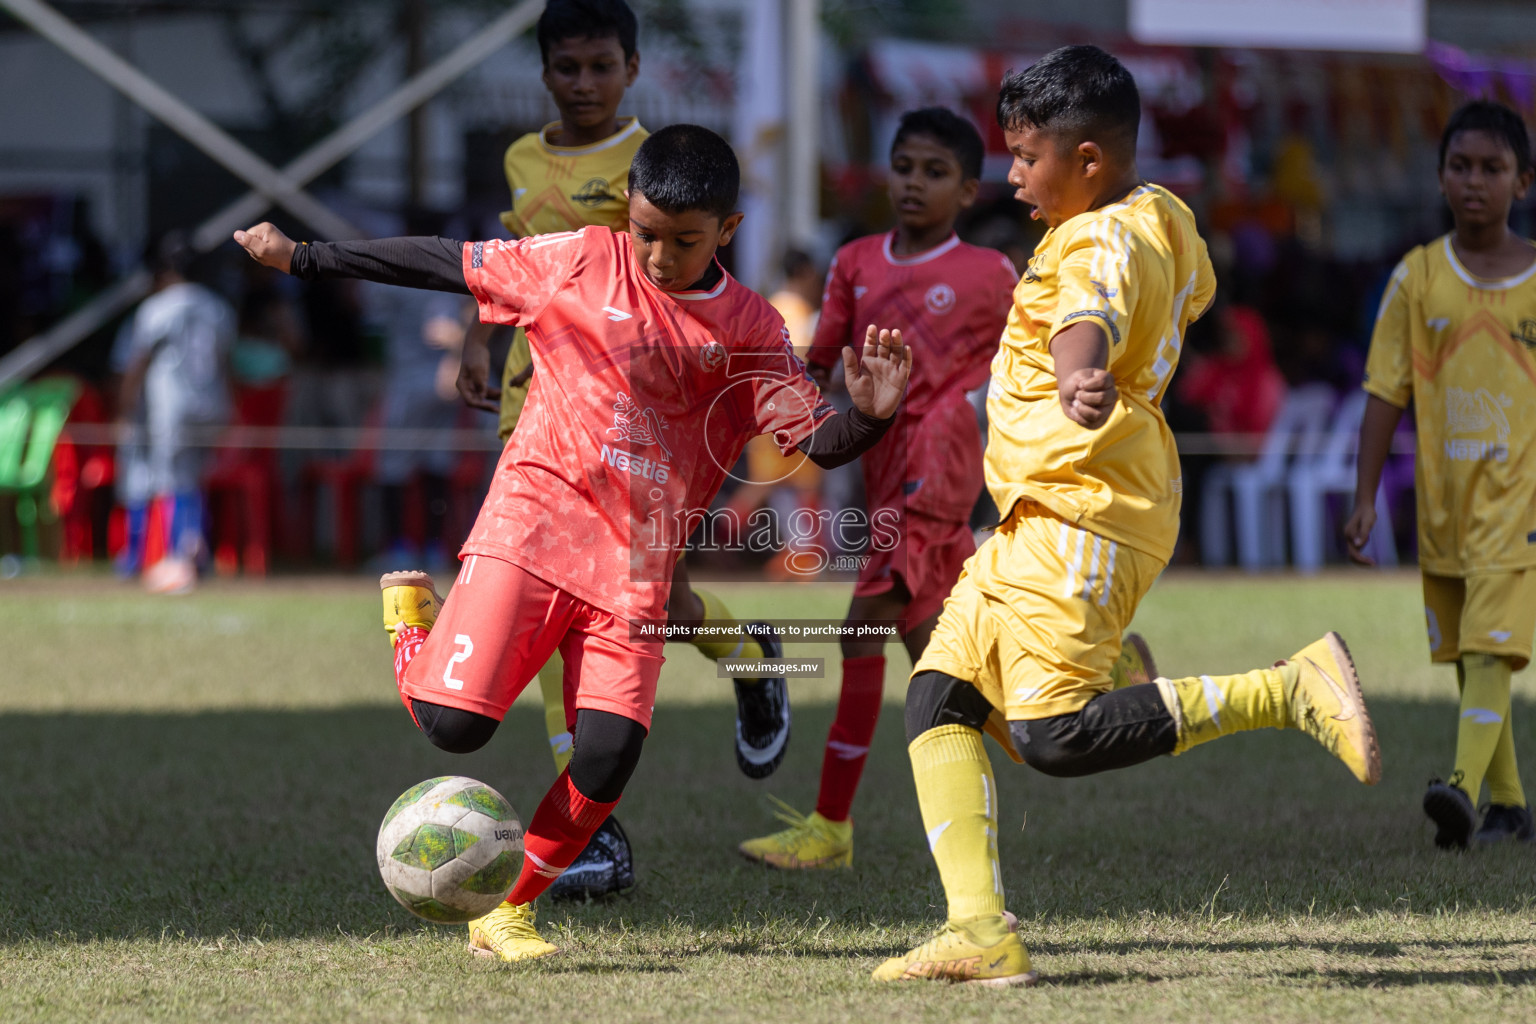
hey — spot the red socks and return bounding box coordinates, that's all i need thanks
[814,655,886,823]
[392,625,430,715]
[506,769,620,905]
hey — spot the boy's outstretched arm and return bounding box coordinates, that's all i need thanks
[798,326,910,469]
[1050,321,1117,429]
[234,222,470,294]
[1343,394,1404,566]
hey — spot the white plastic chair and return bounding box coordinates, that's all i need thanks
[1199,384,1337,569]
[1287,389,1397,573]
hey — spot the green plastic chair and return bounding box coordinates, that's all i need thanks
[0,389,30,487]
[1,379,80,559]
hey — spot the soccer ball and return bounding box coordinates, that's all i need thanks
[376,776,524,923]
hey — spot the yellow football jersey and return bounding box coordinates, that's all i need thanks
[1364,234,1536,576]
[499,117,647,238]
[985,184,1216,562]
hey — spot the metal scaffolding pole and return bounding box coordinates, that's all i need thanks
[785,0,820,248]
[0,0,544,388]
[0,0,361,242]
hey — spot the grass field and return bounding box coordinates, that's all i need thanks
[2,570,1534,1022]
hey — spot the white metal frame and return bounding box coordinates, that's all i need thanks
[0,0,543,387]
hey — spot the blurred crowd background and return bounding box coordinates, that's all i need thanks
[0,0,1530,579]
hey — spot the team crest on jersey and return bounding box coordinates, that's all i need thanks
[603,392,673,484]
[924,283,956,315]
[1023,257,1042,283]
[573,177,617,208]
[1512,319,1536,350]
[607,392,673,460]
[700,341,727,371]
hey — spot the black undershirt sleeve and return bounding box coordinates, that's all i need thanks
[796,407,894,470]
[289,236,470,294]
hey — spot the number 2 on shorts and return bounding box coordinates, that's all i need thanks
[442,634,474,690]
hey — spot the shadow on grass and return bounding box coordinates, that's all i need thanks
[1,698,1533,944]
[1037,967,1536,989]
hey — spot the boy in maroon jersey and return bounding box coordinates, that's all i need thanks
[738,108,1015,868]
[739,108,1157,869]
[235,125,911,962]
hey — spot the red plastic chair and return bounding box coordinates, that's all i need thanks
[205,383,287,576]
[295,406,379,568]
[53,382,115,564]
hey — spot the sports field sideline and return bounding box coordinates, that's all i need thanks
[2,570,1533,1023]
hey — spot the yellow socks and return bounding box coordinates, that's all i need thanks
[1453,654,1514,804]
[1155,666,1293,754]
[536,655,572,774]
[689,589,764,661]
[908,725,1008,945]
[1486,714,1526,807]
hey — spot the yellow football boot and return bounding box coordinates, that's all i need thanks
[872,922,1037,987]
[1110,631,1158,688]
[467,900,559,963]
[380,570,442,648]
[1282,632,1381,785]
[738,799,852,869]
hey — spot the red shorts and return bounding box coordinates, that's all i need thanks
[854,513,976,633]
[401,553,664,729]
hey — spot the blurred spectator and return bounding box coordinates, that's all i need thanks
[728,248,829,576]
[113,231,234,592]
[231,271,302,390]
[1178,304,1287,437]
[768,247,823,354]
[367,280,469,572]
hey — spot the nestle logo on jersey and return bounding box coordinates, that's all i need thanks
[601,444,670,483]
[602,391,673,483]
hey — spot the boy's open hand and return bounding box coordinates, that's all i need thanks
[842,325,911,420]
[233,223,298,273]
[1060,367,1117,430]
[1342,502,1378,566]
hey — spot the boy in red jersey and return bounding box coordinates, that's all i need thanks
[235,124,910,963]
[738,108,1016,867]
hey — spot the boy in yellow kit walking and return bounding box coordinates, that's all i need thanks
[1347,100,1536,849]
[875,46,1381,987]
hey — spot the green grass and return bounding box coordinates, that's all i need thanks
[2,570,1534,1022]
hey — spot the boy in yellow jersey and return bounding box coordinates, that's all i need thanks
[874,46,1381,988]
[446,0,787,901]
[1346,100,1536,850]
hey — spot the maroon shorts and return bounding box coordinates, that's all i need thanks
[401,553,664,729]
[854,513,976,633]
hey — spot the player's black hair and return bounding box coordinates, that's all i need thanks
[996,44,1140,155]
[537,0,638,64]
[892,106,985,181]
[1439,99,1533,175]
[628,124,739,221]
[146,229,193,278]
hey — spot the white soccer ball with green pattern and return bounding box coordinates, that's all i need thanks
[376,776,524,923]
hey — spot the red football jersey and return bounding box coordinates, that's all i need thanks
[462,227,834,621]
[809,231,1015,522]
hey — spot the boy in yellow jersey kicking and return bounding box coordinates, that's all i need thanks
[874,46,1381,988]
[447,0,788,901]
[1346,100,1536,850]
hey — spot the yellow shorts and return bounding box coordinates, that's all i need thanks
[1423,570,1535,671]
[914,502,1165,759]
[497,327,533,442]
